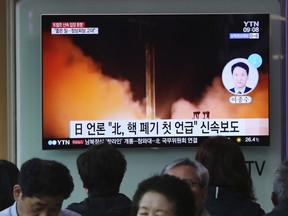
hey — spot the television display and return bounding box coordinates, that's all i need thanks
[42,13,270,149]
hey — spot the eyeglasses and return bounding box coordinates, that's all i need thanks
[182,179,202,189]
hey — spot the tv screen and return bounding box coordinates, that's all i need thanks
[42,13,270,149]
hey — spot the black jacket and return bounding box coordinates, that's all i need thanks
[205,186,265,216]
[67,193,132,216]
[264,200,288,216]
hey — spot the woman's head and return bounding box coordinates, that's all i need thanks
[195,136,255,200]
[132,175,196,216]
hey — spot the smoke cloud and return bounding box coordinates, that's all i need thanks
[43,33,145,137]
[43,33,269,138]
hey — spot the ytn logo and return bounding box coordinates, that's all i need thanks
[48,140,70,146]
[243,21,259,27]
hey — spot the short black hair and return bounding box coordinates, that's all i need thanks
[0,160,19,210]
[132,175,196,216]
[19,158,74,199]
[231,62,249,75]
[76,144,127,196]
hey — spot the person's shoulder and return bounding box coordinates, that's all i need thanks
[244,86,252,93]
[0,208,11,216]
[242,200,265,216]
[66,201,86,213]
[114,193,132,207]
[262,212,277,216]
[59,209,82,216]
[0,202,16,216]
[117,193,132,202]
[200,208,211,216]
[263,207,288,216]
[0,207,13,216]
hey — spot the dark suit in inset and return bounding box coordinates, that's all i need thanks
[229,86,252,94]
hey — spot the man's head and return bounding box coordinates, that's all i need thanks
[13,158,74,216]
[76,144,127,196]
[161,158,209,216]
[0,159,19,210]
[231,62,249,90]
[271,160,288,206]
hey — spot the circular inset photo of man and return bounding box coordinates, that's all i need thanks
[222,58,259,95]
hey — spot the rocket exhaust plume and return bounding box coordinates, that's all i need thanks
[43,33,145,138]
[145,42,156,119]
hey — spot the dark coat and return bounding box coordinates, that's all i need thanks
[205,186,265,216]
[67,193,132,216]
[264,201,288,216]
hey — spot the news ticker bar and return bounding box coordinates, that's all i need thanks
[69,118,268,138]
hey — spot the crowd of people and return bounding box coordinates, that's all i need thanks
[0,136,287,216]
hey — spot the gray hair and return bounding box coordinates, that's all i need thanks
[161,158,209,188]
[273,160,288,203]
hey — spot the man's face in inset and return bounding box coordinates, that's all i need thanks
[232,66,249,90]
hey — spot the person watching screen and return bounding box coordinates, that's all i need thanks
[67,143,131,216]
[195,135,265,216]
[161,158,210,216]
[0,160,19,211]
[264,160,288,216]
[0,158,80,216]
[132,174,196,216]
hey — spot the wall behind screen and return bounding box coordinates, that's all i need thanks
[16,0,284,211]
